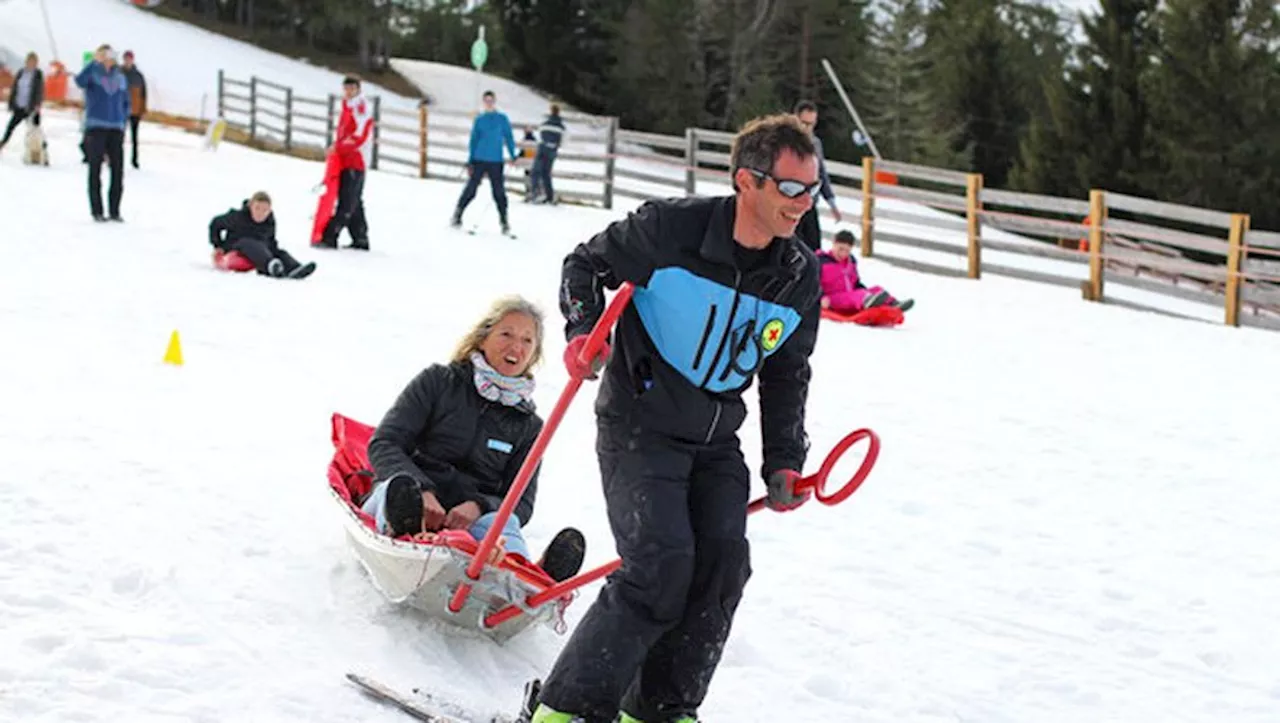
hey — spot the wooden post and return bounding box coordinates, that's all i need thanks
[966,173,983,279]
[248,76,258,140]
[283,86,293,150]
[1085,189,1106,302]
[1225,213,1249,327]
[860,156,876,257]
[368,97,381,170]
[418,101,429,179]
[603,116,619,209]
[216,69,224,118]
[684,128,697,196]
[325,94,336,148]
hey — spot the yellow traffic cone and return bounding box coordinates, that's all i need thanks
[163,330,184,366]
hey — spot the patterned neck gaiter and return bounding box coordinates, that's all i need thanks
[469,352,535,407]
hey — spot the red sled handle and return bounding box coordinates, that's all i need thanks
[746,427,881,514]
[480,427,882,630]
[448,282,636,615]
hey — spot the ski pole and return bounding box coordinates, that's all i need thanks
[481,427,882,629]
[448,282,636,615]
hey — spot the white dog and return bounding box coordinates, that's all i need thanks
[22,121,49,166]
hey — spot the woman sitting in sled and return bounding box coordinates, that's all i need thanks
[361,296,586,582]
[819,229,913,313]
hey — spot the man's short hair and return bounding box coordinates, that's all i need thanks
[342,75,361,87]
[729,114,817,191]
[793,99,818,115]
[834,230,856,245]
[483,90,496,100]
[250,191,272,205]
[550,103,560,115]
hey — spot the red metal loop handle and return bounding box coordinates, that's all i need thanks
[801,428,880,506]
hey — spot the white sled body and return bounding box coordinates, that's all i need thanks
[333,488,569,643]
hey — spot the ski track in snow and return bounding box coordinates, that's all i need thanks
[3,3,1280,721]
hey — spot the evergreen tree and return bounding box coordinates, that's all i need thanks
[862,0,933,162]
[1144,0,1280,227]
[607,0,708,133]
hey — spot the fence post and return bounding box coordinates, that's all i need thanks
[283,86,293,151]
[1225,213,1249,327]
[249,75,259,140]
[370,96,382,170]
[966,173,983,279]
[684,128,697,196]
[418,101,429,179]
[860,156,876,257]
[1085,189,1107,302]
[216,69,224,118]
[325,94,337,148]
[603,116,618,210]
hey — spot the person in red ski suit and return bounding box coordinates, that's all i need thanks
[817,230,913,313]
[317,75,373,250]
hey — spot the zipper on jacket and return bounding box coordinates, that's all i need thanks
[704,400,723,445]
[692,304,718,372]
[699,270,743,389]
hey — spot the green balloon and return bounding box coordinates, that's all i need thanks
[470,37,488,70]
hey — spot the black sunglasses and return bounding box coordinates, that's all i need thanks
[746,168,821,199]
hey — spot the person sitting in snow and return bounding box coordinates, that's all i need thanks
[209,191,316,279]
[818,229,913,313]
[362,296,586,583]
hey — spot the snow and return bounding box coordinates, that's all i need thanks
[4,4,1280,723]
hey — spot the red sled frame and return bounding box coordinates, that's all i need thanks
[445,282,884,632]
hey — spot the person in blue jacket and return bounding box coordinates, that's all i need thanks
[75,44,131,222]
[450,90,518,235]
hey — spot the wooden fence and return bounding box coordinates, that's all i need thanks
[215,70,1280,332]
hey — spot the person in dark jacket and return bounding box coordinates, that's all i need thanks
[530,103,566,205]
[793,100,842,252]
[530,114,823,723]
[120,50,146,169]
[74,45,130,222]
[209,191,316,279]
[363,296,586,582]
[0,52,44,152]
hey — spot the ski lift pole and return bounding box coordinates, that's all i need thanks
[481,427,883,629]
[448,282,636,615]
[820,58,881,161]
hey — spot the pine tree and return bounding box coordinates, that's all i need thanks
[607,0,708,132]
[1012,0,1158,197]
[1144,0,1280,226]
[862,0,933,162]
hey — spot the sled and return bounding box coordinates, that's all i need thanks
[327,412,575,643]
[821,305,904,327]
[310,152,344,246]
[212,249,255,273]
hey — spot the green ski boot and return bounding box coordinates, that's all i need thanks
[531,703,583,723]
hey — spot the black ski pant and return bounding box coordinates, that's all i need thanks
[538,422,753,723]
[456,161,508,221]
[84,128,125,218]
[797,206,822,252]
[229,237,300,276]
[531,147,557,202]
[0,108,39,146]
[321,169,368,246]
[129,115,141,167]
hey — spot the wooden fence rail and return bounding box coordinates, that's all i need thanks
[214,70,1280,332]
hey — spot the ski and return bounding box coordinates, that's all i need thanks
[346,673,522,723]
[464,225,518,239]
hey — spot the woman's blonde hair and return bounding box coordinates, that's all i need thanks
[450,296,546,378]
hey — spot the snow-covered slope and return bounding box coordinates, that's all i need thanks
[3,102,1280,723]
[1,0,415,119]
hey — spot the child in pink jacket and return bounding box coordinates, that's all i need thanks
[817,230,914,313]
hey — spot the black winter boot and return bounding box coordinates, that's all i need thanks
[383,476,423,538]
[537,527,586,582]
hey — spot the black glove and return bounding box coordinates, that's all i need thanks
[765,469,810,512]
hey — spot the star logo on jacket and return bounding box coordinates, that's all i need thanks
[760,319,785,352]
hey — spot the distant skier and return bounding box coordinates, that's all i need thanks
[210,191,317,279]
[450,90,518,235]
[316,75,373,250]
[793,99,842,252]
[530,103,565,205]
